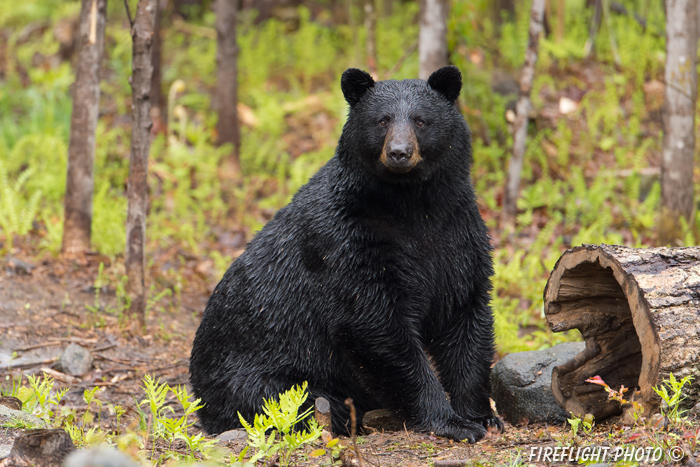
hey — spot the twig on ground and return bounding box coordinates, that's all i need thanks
[13,342,62,352]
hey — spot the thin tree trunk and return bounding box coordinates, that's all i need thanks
[502,0,545,225]
[214,0,240,171]
[382,0,392,17]
[659,0,698,244]
[556,0,565,42]
[491,0,516,38]
[364,0,378,77]
[349,0,360,67]
[125,0,157,333]
[583,0,602,57]
[62,0,107,255]
[418,0,448,80]
[150,0,165,133]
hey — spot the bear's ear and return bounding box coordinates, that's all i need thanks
[427,66,462,103]
[341,69,375,107]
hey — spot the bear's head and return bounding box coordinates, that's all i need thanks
[339,66,470,184]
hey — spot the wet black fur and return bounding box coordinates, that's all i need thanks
[189,66,502,442]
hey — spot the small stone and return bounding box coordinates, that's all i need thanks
[690,401,700,416]
[57,344,93,376]
[5,257,35,275]
[215,429,247,442]
[63,446,139,467]
[0,444,12,460]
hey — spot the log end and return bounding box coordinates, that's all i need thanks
[544,245,661,420]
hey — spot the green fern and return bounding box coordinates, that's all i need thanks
[238,382,323,466]
[0,160,42,250]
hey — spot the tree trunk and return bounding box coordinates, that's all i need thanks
[659,0,698,244]
[349,0,360,67]
[501,0,545,225]
[418,0,448,80]
[125,0,157,333]
[62,0,107,255]
[214,0,240,170]
[544,244,700,421]
[491,0,516,36]
[555,0,565,42]
[150,0,165,133]
[382,0,392,17]
[364,0,378,77]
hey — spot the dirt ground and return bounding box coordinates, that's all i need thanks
[0,254,691,467]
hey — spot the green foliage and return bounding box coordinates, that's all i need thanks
[2,372,219,462]
[653,373,693,424]
[0,161,42,250]
[2,0,700,356]
[21,374,66,426]
[238,381,323,466]
[139,375,218,461]
[567,413,594,437]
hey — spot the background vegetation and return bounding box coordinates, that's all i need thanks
[0,0,698,354]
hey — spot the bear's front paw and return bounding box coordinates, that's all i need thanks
[478,412,504,433]
[456,405,504,434]
[426,416,487,443]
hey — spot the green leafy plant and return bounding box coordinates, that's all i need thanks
[0,374,22,397]
[567,413,595,437]
[0,161,42,250]
[23,374,67,426]
[311,435,346,467]
[653,373,693,424]
[139,374,218,461]
[238,381,323,466]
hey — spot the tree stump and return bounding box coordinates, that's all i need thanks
[544,244,700,420]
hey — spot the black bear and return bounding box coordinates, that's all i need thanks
[190,66,502,442]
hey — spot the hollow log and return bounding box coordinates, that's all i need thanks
[544,244,700,420]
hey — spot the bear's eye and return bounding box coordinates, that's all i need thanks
[379,117,389,127]
[415,118,426,128]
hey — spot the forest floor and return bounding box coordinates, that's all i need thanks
[1,254,694,467]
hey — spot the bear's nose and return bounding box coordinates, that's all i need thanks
[388,142,413,162]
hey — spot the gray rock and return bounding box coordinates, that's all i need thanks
[57,344,93,376]
[491,341,586,425]
[5,257,35,275]
[0,405,44,428]
[215,429,247,442]
[690,400,700,416]
[63,446,140,467]
[0,443,12,459]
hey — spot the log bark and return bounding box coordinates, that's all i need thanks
[659,0,698,244]
[214,0,240,169]
[418,0,448,80]
[501,0,545,225]
[544,244,700,421]
[0,430,75,467]
[125,0,157,333]
[62,0,107,255]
